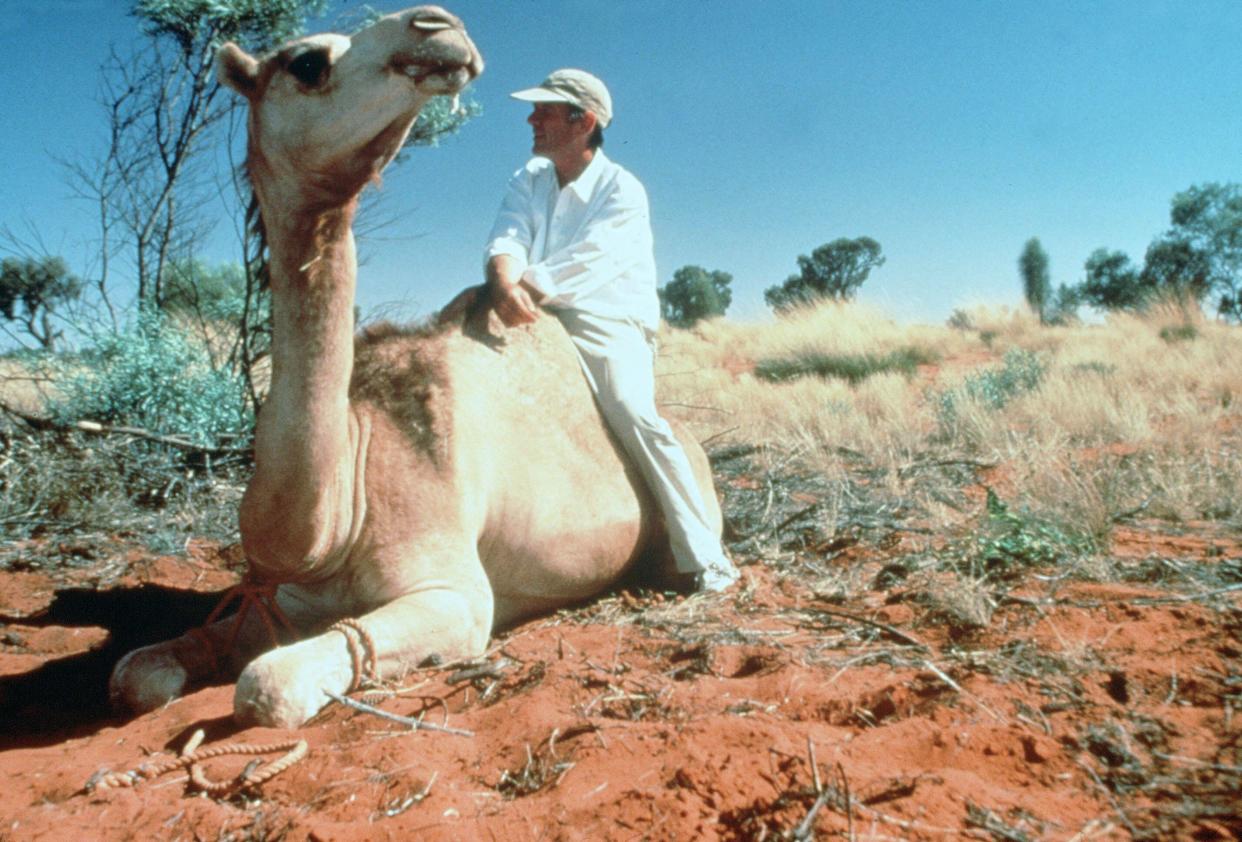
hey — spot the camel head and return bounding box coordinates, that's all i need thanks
[217,6,482,208]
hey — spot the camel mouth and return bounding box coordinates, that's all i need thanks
[395,60,477,94]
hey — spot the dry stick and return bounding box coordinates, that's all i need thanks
[807,736,822,794]
[700,425,740,447]
[793,788,834,841]
[1131,583,1242,605]
[814,607,930,651]
[921,659,1005,723]
[325,691,474,737]
[446,657,514,685]
[1077,760,1140,838]
[1151,752,1242,774]
[837,762,855,842]
[0,401,248,455]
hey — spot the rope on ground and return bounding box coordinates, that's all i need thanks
[84,732,308,797]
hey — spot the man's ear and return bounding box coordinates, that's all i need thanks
[577,110,598,140]
[216,42,259,98]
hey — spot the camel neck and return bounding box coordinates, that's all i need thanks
[242,199,363,580]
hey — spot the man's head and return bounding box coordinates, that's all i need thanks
[512,68,609,156]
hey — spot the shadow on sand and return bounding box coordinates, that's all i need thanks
[0,584,225,749]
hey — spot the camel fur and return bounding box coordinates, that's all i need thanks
[109,5,722,728]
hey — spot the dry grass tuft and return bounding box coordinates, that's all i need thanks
[657,299,1241,565]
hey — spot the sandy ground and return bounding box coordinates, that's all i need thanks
[1,525,1238,842]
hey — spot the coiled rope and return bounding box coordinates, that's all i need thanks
[86,729,308,796]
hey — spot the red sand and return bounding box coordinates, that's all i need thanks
[1,531,1238,841]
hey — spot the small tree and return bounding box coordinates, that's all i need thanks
[1045,283,1081,325]
[0,256,83,351]
[658,265,732,327]
[1018,238,1051,323]
[1079,248,1149,311]
[764,237,884,313]
[1140,235,1212,307]
[1161,183,1242,319]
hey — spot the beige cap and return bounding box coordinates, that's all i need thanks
[510,68,613,128]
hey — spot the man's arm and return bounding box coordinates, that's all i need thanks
[487,254,545,326]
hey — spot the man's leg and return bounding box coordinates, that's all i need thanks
[557,310,737,590]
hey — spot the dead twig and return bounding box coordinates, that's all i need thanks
[812,606,930,651]
[1077,759,1140,838]
[0,400,249,455]
[1130,583,1242,605]
[324,690,474,737]
[920,658,1005,722]
[446,657,514,685]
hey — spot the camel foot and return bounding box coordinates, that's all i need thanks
[109,644,191,714]
[233,636,353,728]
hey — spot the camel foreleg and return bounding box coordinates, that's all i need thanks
[108,583,312,715]
[233,585,493,728]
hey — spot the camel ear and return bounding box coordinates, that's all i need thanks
[217,42,259,97]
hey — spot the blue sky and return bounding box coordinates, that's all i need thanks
[2,0,1239,327]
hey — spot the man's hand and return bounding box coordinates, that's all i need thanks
[492,279,542,326]
[487,256,543,327]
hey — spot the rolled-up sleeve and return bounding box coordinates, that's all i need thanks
[484,167,536,273]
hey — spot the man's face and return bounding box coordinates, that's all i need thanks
[527,102,586,157]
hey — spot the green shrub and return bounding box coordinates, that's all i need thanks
[47,311,253,447]
[1158,323,1198,343]
[938,348,1047,422]
[973,488,1092,578]
[754,346,936,384]
[1071,361,1116,377]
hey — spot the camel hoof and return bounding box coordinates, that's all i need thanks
[233,641,348,728]
[109,646,189,714]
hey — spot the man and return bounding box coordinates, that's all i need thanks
[483,68,738,592]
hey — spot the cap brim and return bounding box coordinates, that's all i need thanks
[510,86,576,104]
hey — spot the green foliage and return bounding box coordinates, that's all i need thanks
[1158,323,1198,343]
[1044,282,1081,325]
[1140,235,1211,304]
[1018,237,1051,322]
[974,489,1090,577]
[134,0,328,53]
[48,312,253,447]
[408,94,483,148]
[1071,361,1117,376]
[0,256,82,350]
[659,265,733,327]
[1079,248,1149,311]
[162,259,253,321]
[764,237,884,312]
[754,346,936,384]
[1163,182,1242,319]
[946,309,974,330]
[938,348,1047,422]
[1071,182,1241,318]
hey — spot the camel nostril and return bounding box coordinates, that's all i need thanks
[410,14,454,33]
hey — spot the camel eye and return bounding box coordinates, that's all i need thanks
[287,49,331,87]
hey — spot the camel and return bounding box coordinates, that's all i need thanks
[108,5,723,729]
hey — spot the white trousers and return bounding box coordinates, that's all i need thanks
[556,309,726,574]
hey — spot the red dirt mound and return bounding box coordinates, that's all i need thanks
[1,535,1239,841]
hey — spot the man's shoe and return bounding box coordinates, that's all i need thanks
[693,561,740,593]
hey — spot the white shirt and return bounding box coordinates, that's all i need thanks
[484,151,660,330]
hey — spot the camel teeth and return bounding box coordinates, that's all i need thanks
[412,20,452,31]
[450,94,461,115]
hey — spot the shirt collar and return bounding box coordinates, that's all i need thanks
[564,149,610,201]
